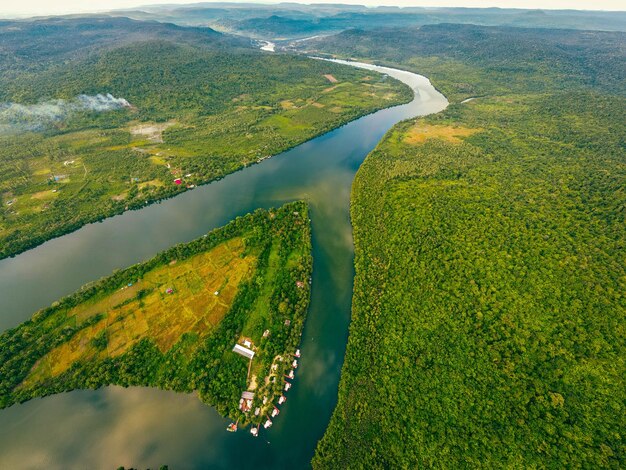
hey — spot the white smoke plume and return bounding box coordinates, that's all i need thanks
[0,93,132,134]
[75,94,131,112]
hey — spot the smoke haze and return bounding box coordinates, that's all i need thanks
[0,93,131,134]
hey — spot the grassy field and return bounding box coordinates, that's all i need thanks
[22,238,252,386]
[0,18,411,259]
[309,25,625,468]
[0,202,312,424]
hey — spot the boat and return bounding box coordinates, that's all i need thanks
[271,407,280,418]
[292,359,298,368]
[284,382,291,391]
[250,427,259,437]
[295,349,301,358]
[264,419,273,429]
[287,370,295,379]
[278,395,287,404]
[226,422,238,432]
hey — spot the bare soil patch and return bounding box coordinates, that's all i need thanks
[403,124,480,145]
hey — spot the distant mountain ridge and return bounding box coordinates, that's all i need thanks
[0,16,244,77]
[105,3,626,38]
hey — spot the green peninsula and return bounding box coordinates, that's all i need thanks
[0,202,312,424]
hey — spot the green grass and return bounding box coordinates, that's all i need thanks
[0,202,312,424]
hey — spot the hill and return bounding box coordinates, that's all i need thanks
[0,16,236,79]
[301,24,626,101]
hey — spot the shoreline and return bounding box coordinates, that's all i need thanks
[0,68,412,261]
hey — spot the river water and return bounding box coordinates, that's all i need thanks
[0,61,447,469]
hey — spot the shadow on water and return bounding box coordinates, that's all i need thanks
[0,60,448,469]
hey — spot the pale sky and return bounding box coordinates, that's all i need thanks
[0,0,623,18]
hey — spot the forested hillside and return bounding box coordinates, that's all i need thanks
[0,17,411,259]
[0,202,311,425]
[0,16,237,79]
[302,24,626,101]
[311,26,626,468]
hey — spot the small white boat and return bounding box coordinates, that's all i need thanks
[264,419,273,429]
[292,360,298,368]
[250,427,259,437]
[284,382,292,391]
[295,349,301,358]
[271,407,280,418]
[278,395,287,404]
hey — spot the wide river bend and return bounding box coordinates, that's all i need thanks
[0,60,447,469]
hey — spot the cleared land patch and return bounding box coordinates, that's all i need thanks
[403,123,479,145]
[130,121,176,144]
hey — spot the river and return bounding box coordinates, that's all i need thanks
[0,60,447,469]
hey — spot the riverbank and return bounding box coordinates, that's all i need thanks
[0,41,412,261]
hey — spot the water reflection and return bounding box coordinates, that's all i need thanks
[0,387,227,469]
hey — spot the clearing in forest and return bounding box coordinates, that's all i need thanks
[403,123,479,145]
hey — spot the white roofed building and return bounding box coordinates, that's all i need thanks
[233,343,255,360]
